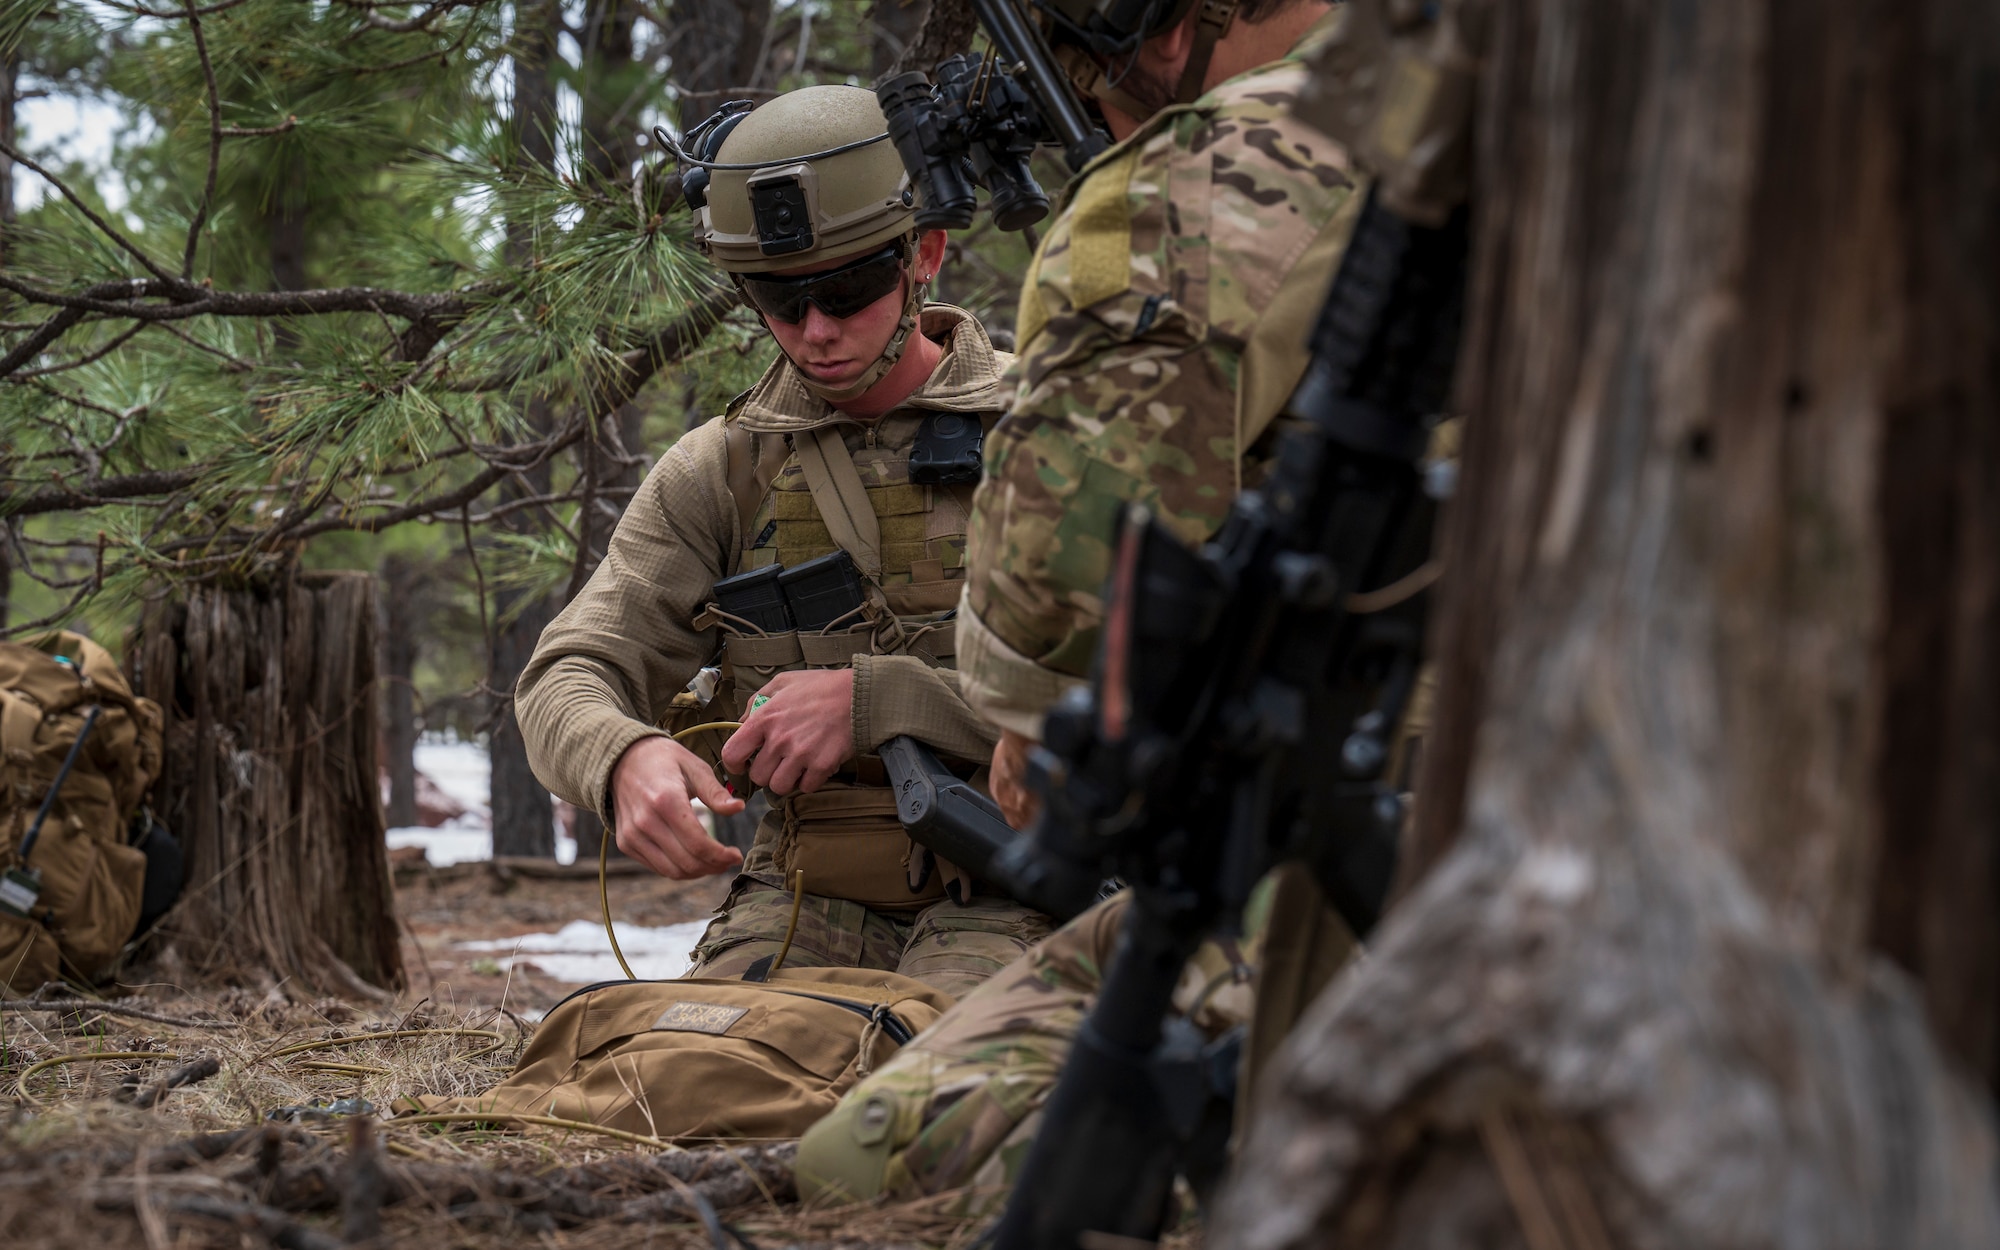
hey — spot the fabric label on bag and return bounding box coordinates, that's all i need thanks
[651,1002,750,1035]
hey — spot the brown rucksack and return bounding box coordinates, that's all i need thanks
[0,631,164,993]
[410,968,954,1142]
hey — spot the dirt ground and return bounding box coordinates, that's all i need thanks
[394,857,733,1015]
[0,865,1004,1250]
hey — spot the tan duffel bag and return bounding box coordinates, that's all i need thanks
[410,968,954,1142]
[0,631,163,992]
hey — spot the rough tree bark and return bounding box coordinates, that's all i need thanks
[1217,1,2000,1247]
[674,0,774,118]
[489,0,563,858]
[870,0,930,79]
[887,0,974,78]
[0,50,14,629]
[133,570,403,999]
[379,555,419,830]
[567,0,645,862]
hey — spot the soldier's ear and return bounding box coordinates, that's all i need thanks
[914,229,950,282]
[1142,8,1200,71]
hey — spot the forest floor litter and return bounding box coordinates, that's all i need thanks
[0,864,1039,1248]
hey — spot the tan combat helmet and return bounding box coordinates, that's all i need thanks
[670,86,928,403]
[693,85,917,274]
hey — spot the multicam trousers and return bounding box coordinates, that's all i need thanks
[792,867,1356,1214]
[685,811,1055,1002]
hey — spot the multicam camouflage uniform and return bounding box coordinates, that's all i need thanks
[795,13,1365,1204]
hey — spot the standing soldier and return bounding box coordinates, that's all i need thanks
[516,85,1053,999]
[796,0,1370,1207]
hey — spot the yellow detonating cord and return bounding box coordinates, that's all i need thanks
[15,1051,177,1106]
[601,720,746,982]
[769,869,806,976]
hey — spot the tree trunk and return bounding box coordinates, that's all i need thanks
[579,0,640,188]
[888,0,975,78]
[1217,1,2000,1246]
[132,570,404,1000]
[379,556,419,830]
[0,53,15,629]
[674,0,774,118]
[870,0,929,80]
[489,3,563,859]
[269,206,306,293]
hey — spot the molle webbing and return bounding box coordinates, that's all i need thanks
[771,485,950,576]
[742,418,973,593]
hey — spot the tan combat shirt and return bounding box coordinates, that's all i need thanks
[518,307,1014,820]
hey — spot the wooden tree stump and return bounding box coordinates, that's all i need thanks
[1217,0,2000,1245]
[133,568,404,999]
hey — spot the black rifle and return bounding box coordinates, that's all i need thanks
[879,735,1103,922]
[983,186,1470,1248]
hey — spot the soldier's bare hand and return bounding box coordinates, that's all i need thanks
[991,729,1041,830]
[721,669,856,795]
[609,735,746,879]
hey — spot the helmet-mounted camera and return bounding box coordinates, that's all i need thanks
[747,164,818,256]
[658,87,918,274]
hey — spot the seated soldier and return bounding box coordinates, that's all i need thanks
[516,85,1053,1000]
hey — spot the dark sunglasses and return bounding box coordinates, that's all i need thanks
[736,244,909,325]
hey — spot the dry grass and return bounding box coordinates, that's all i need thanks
[0,987,990,1249]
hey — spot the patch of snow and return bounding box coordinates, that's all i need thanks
[386,736,574,863]
[458,919,711,983]
[415,737,491,822]
[387,825,492,867]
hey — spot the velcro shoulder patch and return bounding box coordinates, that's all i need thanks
[1067,147,1141,309]
[652,1002,750,1035]
[1016,243,1051,350]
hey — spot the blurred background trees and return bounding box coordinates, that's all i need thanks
[0,0,1021,883]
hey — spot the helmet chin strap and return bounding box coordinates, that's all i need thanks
[1173,0,1240,103]
[792,268,931,405]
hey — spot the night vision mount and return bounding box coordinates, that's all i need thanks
[875,0,1111,233]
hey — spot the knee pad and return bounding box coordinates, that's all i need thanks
[796,1088,902,1203]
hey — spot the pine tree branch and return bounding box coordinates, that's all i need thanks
[331,0,488,34]
[1,469,205,519]
[0,307,89,379]
[351,12,485,75]
[181,0,224,280]
[0,139,179,285]
[0,273,466,329]
[286,427,585,540]
[220,116,298,138]
[95,0,251,16]
[598,284,739,418]
[13,320,147,378]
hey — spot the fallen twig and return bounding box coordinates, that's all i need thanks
[0,997,240,1031]
[164,1192,344,1250]
[124,1054,223,1109]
